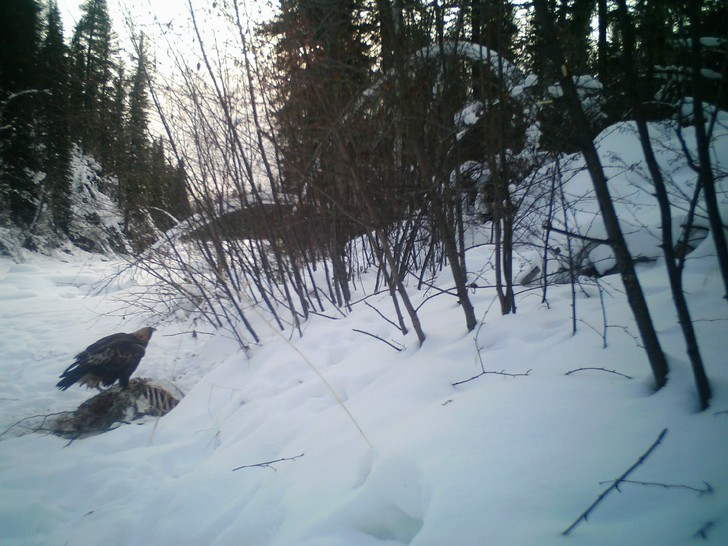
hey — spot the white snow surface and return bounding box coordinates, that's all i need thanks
[1,238,727,545]
[2,136,728,544]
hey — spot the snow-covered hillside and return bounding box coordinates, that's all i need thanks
[0,121,727,545]
[0,147,131,259]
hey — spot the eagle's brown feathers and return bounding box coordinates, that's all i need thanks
[57,327,155,391]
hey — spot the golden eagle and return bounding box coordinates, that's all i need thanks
[57,327,156,391]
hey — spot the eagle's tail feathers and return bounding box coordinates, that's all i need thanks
[56,366,87,390]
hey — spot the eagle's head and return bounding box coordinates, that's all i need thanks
[133,326,156,345]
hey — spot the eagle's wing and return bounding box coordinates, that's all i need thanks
[73,332,130,361]
[61,333,135,375]
[58,335,147,389]
[83,342,146,370]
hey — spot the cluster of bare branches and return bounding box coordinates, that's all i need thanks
[533,0,727,410]
[112,1,727,413]
[124,1,557,350]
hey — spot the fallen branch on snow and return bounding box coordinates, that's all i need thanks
[563,428,668,536]
[0,411,69,440]
[543,221,611,245]
[452,369,532,386]
[565,367,633,379]
[597,479,713,496]
[232,453,304,472]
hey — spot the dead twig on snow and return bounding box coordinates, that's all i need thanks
[565,367,633,379]
[597,479,712,496]
[452,369,532,386]
[563,428,668,536]
[232,453,304,472]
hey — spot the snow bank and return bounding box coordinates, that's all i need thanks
[517,119,728,277]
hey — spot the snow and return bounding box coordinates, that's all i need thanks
[454,102,483,130]
[0,146,130,258]
[510,73,538,99]
[514,119,728,277]
[413,41,523,89]
[677,98,728,126]
[2,126,728,545]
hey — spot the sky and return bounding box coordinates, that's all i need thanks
[55,0,195,60]
[56,0,184,36]
[53,0,269,143]
[53,0,276,91]
[55,0,274,46]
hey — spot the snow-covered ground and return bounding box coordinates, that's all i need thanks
[0,228,726,545]
[1,118,728,545]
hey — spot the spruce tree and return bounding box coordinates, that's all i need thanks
[39,0,72,234]
[127,34,150,176]
[147,139,190,230]
[0,0,42,227]
[264,0,371,196]
[69,0,118,165]
[122,33,151,235]
[167,159,190,222]
[108,65,126,177]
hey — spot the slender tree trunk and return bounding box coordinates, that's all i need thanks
[617,0,711,409]
[503,209,516,313]
[377,227,427,344]
[533,0,669,390]
[494,216,507,312]
[597,0,608,84]
[687,1,728,300]
[557,159,579,335]
[366,231,409,336]
[541,171,558,305]
[431,192,478,331]
[497,32,516,315]
[471,0,484,99]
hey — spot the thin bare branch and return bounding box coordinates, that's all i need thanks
[352,329,404,351]
[563,428,668,536]
[565,367,633,379]
[232,453,304,472]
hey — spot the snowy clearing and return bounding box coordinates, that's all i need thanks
[1,120,728,545]
[0,222,727,545]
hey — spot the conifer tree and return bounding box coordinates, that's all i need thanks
[266,0,371,196]
[108,65,127,177]
[39,0,72,234]
[69,0,118,165]
[167,159,190,222]
[128,35,150,165]
[0,0,42,227]
[121,33,151,234]
[263,0,373,306]
[147,139,190,230]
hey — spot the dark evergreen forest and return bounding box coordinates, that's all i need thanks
[0,0,190,251]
